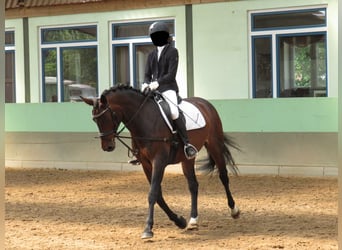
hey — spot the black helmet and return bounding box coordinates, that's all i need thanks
[149,22,169,46]
[149,22,169,36]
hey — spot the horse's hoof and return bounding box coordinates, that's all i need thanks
[232,211,240,219]
[186,217,199,231]
[174,215,187,229]
[187,223,199,230]
[231,206,240,219]
[141,231,153,239]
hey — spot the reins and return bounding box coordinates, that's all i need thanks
[94,90,173,156]
[115,91,151,136]
[115,134,171,158]
[115,91,173,156]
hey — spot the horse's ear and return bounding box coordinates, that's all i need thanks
[100,95,107,105]
[80,96,95,106]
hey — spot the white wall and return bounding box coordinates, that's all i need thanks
[192,0,338,99]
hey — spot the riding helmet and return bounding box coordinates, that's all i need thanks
[149,22,169,46]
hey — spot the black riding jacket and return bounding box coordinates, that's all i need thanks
[144,44,179,93]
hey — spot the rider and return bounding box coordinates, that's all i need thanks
[141,21,198,160]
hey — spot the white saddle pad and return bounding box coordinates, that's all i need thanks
[179,101,206,130]
[156,99,206,132]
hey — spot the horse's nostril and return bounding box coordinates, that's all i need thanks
[107,146,114,151]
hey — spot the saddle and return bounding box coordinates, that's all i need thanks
[153,92,206,133]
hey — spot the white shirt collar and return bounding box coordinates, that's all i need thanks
[157,45,166,60]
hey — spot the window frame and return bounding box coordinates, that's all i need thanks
[275,31,328,97]
[112,43,130,85]
[251,35,273,98]
[39,24,99,103]
[110,19,175,88]
[249,6,328,98]
[5,30,16,103]
[251,8,327,32]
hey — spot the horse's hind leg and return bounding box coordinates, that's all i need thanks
[217,162,240,219]
[206,143,240,219]
[181,160,199,230]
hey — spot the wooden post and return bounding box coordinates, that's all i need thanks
[0,0,5,248]
[338,0,342,248]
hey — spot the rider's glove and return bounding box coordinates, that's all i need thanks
[141,83,150,95]
[149,81,159,90]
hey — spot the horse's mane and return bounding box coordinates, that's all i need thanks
[102,84,143,97]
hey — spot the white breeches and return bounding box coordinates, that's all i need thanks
[162,90,179,120]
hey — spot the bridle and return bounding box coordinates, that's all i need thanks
[92,106,118,138]
[92,93,171,155]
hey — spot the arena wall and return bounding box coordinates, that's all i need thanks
[5,132,337,176]
[5,99,338,176]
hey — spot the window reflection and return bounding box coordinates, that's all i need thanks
[252,9,326,30]
[41,25,98,102]
[278,34,326,97]
[5,31,15,103]
[5,51,15,103]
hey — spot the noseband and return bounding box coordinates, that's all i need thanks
[92,106,118,138]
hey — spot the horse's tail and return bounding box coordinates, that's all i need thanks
[198,134,240,176]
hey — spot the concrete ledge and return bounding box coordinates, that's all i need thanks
[237,165,279,175]
[6,160,338,177]
[279,166,324,176]
[5,132,337,177]
[238,165,337,177]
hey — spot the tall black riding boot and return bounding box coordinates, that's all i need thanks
[174,117,198,159]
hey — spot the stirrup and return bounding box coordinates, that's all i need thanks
[128,159,140,165]
[184,144,198,160]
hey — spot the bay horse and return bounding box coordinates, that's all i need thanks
[81,84,240,239]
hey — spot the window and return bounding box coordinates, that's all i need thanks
[250,8,327,98]
[5,31,15,103]
[40,25,98,102]
[111,20,175,89]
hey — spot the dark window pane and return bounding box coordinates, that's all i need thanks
[42,26,97,43]
[278,34,327,97]
[5,31,15,46]
[253,37,272,98]
[62,47,98,102]
[113,21,174,39]
[134,44,154,89]
[5,51,15,103]
[42,49,58,102]
[113,45,130,85]
[252,9,326,30]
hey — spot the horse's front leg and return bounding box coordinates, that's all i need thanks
[141,160,166,239]
[181,160,199,230]
[141,161,187,235]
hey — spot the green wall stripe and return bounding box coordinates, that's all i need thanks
[211,98,337,132]
[5,98,337,133]
[5,103,96,132]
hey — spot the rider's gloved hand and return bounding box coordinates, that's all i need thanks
[149,81,159,90]
[141,83,150,95]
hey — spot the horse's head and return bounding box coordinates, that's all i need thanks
[81,94,120,152]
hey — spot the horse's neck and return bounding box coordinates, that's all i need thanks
[113,92,158,134]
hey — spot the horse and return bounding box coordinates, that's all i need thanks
[81,84,240,239]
